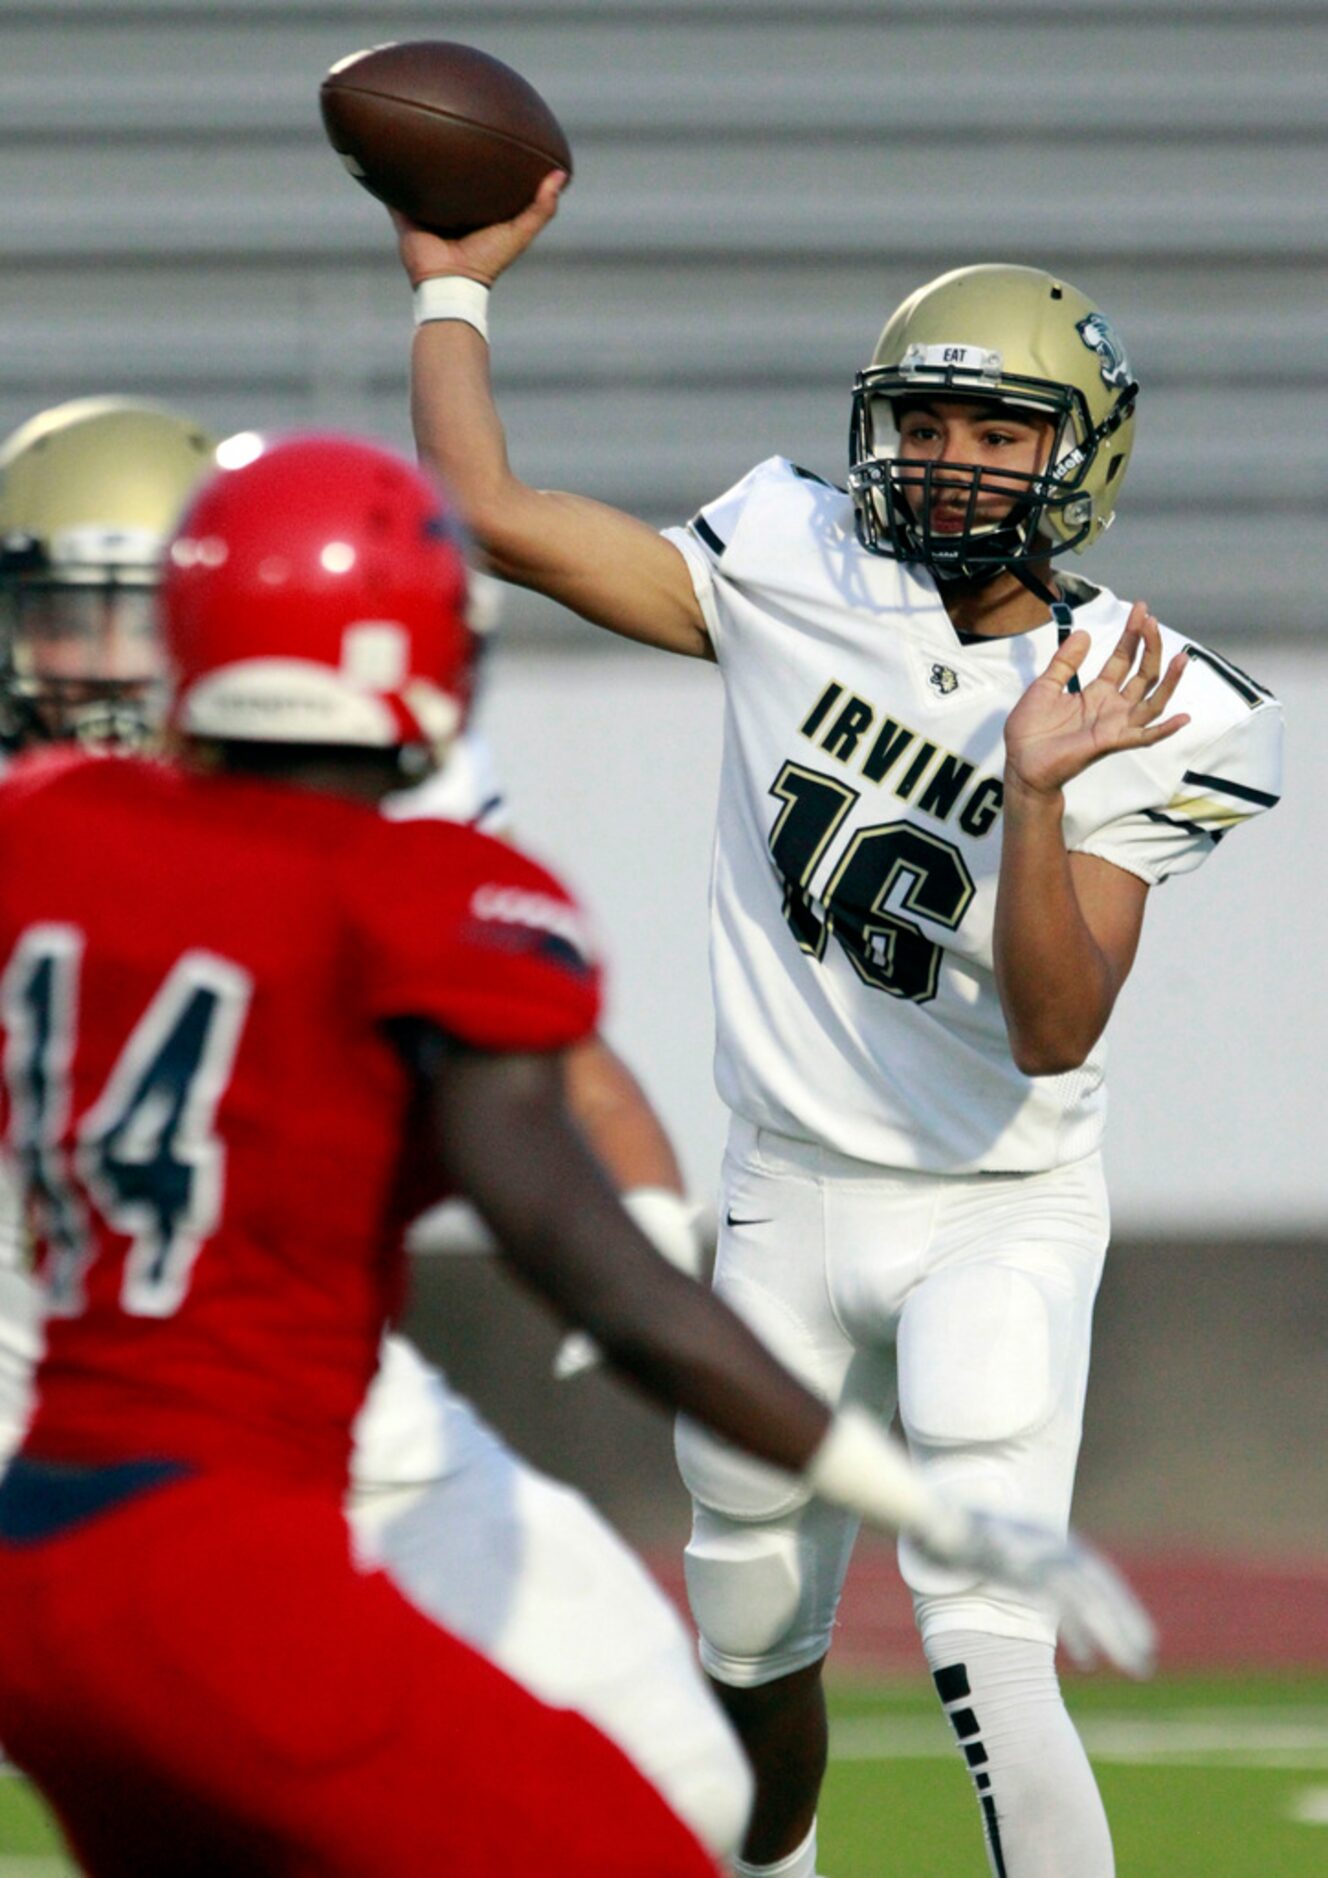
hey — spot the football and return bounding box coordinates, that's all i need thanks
[319,40,572,238]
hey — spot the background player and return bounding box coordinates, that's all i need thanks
[388,180,1281,1878]
[0,396,218,1468]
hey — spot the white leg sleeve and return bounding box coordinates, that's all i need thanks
[924,1629,1113,1878]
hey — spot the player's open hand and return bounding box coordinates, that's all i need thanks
[1004,601,1190,798]
[923,1509,1158,1678]
[393,169,567,289]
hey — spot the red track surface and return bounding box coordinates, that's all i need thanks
[647,1536,1328,1674]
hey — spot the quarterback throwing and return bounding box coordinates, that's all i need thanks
[389,174,1281,1878]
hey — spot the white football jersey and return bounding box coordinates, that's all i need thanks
[0,753,43,1459]
[664,457,1283,1174]
[0,1161,40,1458]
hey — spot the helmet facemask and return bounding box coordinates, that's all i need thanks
[0,398,220,754]
[0,554,167,755]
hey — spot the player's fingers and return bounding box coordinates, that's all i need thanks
[517,168,568,229]
[1124,610,1164,699]
[390,207,464,279]
[1041,627,1091,686]
[1057,1613,1097,1670]
[1097,619,1142,689]
[1052,1548,1158,1679]
[1135,711,1191,747]
[1158,646,1190,698]
[1130,648,1187,727]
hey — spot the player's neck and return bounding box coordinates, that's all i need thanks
[181,739,410,805]
[938,563,1060,639]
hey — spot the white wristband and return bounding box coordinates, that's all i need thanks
[551,1188,701,1382]
[413,275,490,340]
[806,1404,966,1550]
[621,1187,703,1278]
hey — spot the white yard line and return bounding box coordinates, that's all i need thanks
[830,1708,1328,1770]
[1287,1786,1328,1825]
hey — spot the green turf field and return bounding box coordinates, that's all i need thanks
[820,1672,1328,1877]
[2,1672,1326,1874]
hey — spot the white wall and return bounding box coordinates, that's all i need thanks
[479,634,1321,1238]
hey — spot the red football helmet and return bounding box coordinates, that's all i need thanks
[163,432,475,759]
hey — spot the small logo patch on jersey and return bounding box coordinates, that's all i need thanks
[469,884,593,974]
[1076,312,1132,389]
[929,663,959,696]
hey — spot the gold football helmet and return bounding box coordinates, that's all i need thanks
[0,396,218,749]
[848,264,1137,583]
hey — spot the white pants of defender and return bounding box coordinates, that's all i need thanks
[676,1120,1109,1685]
[348,1335,752,1857]
[0,1302,750,1855]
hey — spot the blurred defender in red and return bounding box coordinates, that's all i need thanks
[0,433,822,1874]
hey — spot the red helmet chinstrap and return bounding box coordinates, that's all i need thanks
[163,432,475,756]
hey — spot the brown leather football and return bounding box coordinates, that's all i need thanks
[320,40,572,237]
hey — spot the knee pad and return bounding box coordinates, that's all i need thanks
[683,1518,805,1664]
[683,1503,855,1686]
[898,1264,1060,1450]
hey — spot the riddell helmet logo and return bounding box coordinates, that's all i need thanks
[1076,312,1132,389]
[929,663,959,695]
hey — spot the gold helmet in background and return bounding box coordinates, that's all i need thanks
[848,264,1138,583]
[0,396,219,750]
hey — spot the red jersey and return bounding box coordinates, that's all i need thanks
[0,750,600,1487]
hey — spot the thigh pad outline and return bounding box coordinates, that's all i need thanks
[898,1264,1060,1448]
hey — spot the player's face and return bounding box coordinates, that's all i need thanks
[893,398,1056,538]
[4,586,164,746]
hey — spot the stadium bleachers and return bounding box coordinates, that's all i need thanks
[1,0,1324,637]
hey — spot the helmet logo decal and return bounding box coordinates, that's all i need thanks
[1076,312,1132,390]
[341,622,408,688]
[929,663,959,696]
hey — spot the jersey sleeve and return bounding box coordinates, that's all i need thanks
[1075,694,1284,885]
[348,819,601,1052]
[661,457,790,654]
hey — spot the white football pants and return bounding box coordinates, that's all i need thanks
[677,1119,1110,1684]
[348,1335,753,1859]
